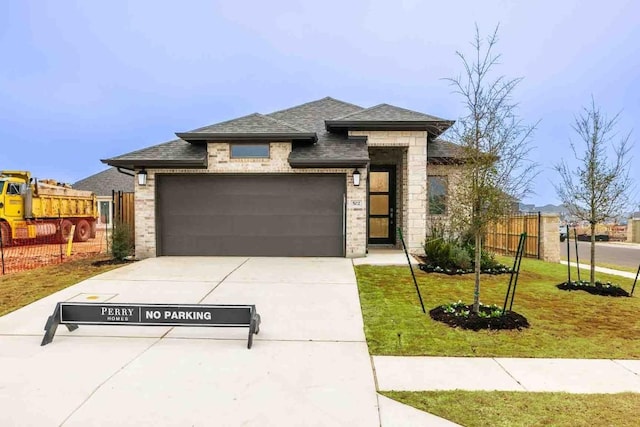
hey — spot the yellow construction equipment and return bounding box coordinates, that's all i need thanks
[0,171,98,246]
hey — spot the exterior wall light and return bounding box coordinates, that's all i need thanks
[138,169,148,186]
[353,169,361,187]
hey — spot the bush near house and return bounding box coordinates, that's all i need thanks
[111,220,134,261]
[419,232,510,275]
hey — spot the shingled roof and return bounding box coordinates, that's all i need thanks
[267,97,369,166]
[176,113,317,142]
[73,167,134,197]
[102,97,457,169]
[325,103,453,134]
[427,138,466,164]
[102,139,207,169]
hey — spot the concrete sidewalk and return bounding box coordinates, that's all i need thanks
[374,356,640,393]
[353,248,419,266]
[560,260,639,280]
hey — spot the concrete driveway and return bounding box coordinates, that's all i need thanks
[0,257,380,426]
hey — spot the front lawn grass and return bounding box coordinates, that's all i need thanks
[382,390,640,427]
[355,258,640,358]
[0,256,123,316]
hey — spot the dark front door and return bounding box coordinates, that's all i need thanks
[368,166,396,244]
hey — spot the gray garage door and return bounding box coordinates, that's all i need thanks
[157,174,345,256]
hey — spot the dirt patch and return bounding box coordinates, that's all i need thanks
[0,230,108,274]
[557,281,630,297]
[429,304,530,331]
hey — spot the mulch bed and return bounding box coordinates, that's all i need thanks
[416,256,512,275]
[91,258,136,267]
[557,281,630,297]
[429,304,530,331]
[419,264,512,275]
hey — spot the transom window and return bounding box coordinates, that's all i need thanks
[230,143,270,158]
[428,176,447,215]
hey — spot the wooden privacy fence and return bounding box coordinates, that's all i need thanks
[112,191,135,236]
[484,212,541,259]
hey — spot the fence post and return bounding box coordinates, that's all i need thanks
[58,211,63,263]
[537,212,541,259]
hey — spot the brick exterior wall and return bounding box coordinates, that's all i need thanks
[133,142,367,259]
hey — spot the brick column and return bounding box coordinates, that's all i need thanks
[346,168,367,257]
[404,134,427,254]
[627,219,637,243]
[539,213,560,263]
[134,171,156,259]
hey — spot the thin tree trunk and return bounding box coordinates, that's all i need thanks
[473,232,482,313]
[590,223,596,285]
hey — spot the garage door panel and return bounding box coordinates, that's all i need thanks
[162,214,341,238]
[157,175,345,256]
[162,236,342,257]
[162,194,341,217]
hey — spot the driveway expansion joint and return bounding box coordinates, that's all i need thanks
[493,357,528,391]
[612,359,640,377]
[59,336,163,426]
[196,257,251,304]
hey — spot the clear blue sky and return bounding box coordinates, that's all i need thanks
[1,0,638,206]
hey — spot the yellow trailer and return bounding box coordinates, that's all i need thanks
[0,171,98,246]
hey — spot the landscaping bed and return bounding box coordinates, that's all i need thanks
[557,280,630,297]
[419,234,512,275]
[417,258,512,275]
[429,301,529,331]
[91,258,136,267]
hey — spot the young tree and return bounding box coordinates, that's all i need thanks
[554,100,634,285]
[447,25,538,313]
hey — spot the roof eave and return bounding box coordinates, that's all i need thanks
[101,158,208,169]
[176,132,318,143]
[427,157,468,165]
[325,120,454,136]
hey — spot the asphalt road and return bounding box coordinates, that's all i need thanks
[560,240,640,270]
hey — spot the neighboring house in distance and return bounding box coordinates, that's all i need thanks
[102,97,465,259]
[73,167,135,227]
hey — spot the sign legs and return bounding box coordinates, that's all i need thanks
[248,311,261,349]
[41,303,78,346]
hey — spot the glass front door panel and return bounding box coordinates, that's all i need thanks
[370,172,389,192]
[369,218,389,238]
[370,195,388,215]
[368,166,395,244]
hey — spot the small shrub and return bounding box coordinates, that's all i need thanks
[111,221,133,261]
[450,245,473,270]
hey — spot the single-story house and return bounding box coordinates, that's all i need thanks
[73,167,135,226]
[102,97,464,258]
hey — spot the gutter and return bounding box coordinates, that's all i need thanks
[116,167,135,177]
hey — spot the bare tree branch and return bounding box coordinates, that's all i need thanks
[553,98,635,285]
